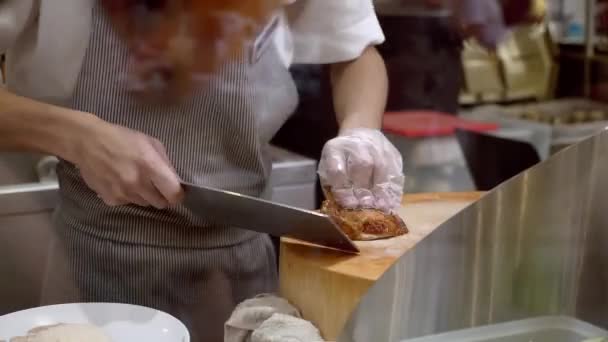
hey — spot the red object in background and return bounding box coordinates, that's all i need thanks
[597,1,608,35]
[383,111,499,138]
[591,82,608,102]
[100,0,282,102]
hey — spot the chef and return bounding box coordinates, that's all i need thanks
[375,0,509,114]
[0,0,402,341]
[376,0,539,114]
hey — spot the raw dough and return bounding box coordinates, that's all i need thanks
[10,323,111,342]
[250,313,324,342]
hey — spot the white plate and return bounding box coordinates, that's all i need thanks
[0,303,189,342]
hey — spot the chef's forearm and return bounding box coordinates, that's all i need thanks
[329,46,388,133]
[0,88,98,163]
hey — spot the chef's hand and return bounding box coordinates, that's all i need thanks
[318,128,404,213]
[74,120,183,209]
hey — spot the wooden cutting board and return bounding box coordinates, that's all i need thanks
[279,192,483,341]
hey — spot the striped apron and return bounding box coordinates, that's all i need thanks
[40,3,298,342]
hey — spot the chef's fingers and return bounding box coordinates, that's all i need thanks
[98,186,130,207]
[104,198,130,207]
[142,139,184,206]
[371,140,403,188]
[126,193,150,207]
[372,185,390,213]
[371,150,390,187]
[346,148,374,188]
[345,149,375,208]
[322,154,360,208]
[372,176,405,213]
[109,159,168,208]
[318,143,357,208]
[319,147,349,189]
[366,137,403,212]
[80,170,132,207]
[144,142,182,208]
[150,138,178,173]
[148,161,184,206]
[132,181,169,209]
[331,188,358,209]
[104,170,169,209]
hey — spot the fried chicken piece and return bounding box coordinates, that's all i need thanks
[320,191,408,241]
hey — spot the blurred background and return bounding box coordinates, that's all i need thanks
[272,0,608,202]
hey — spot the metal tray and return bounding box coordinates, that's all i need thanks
[403,317,608,342]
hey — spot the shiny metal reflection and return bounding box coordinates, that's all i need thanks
[339,130,608,341]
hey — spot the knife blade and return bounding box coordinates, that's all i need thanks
[181,182,360,254]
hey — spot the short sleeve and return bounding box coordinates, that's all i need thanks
[286,0,385,64]
[0,0,35,54]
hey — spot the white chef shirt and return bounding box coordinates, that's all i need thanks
[0,0,385,102]
[277,0,385,66]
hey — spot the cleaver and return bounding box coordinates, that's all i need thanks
[181,182,360,254]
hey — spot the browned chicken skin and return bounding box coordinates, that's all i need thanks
[320,190,408,241]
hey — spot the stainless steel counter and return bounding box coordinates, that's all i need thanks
[340,129,608,341]
[268,146,317,210]
[0,153,41,186]
[0,153,57,315]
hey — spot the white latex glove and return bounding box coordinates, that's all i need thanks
[318,128,404,213]
[250,313,324,342]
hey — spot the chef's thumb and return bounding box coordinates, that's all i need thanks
[145,138,184,205]
[144,154,183,206]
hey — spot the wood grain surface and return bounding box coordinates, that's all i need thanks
[279,192,484,340]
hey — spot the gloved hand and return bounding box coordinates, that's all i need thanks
[318,128,404,213]
[250,313,324,342]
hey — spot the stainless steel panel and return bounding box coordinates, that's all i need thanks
[0,183,59,216]
[340,129,608,341]
[0,183,58,315]
[268,146,317,210]
[0,153,41,186]
[268,146,317,187]
[270,183,316,210]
